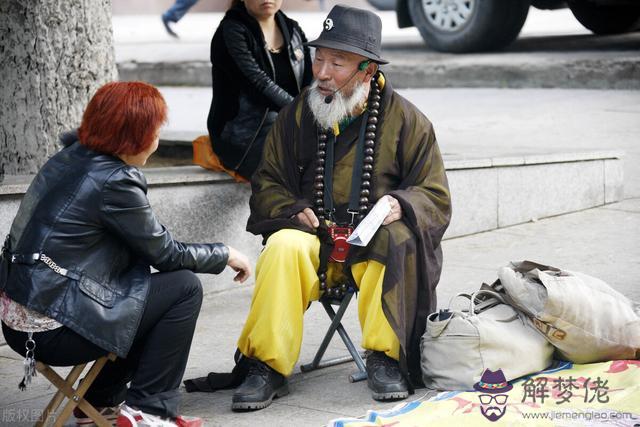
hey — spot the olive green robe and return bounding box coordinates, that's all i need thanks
[247,77,452,388]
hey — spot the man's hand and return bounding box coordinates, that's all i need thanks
[226,246,252,283]
[295,207,320,229]
[382,195,403,225]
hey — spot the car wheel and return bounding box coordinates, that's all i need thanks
[409,0,531,53]
[568,1,640,35]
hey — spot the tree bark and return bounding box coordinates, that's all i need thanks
[0,0,117,178]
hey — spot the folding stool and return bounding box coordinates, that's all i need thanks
[300,283,367,382]
[35,353,117,427]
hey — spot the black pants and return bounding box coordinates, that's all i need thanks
[2,270,203,418]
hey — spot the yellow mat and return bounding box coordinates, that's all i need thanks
[329,360,640,426]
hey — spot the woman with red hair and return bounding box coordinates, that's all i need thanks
[0,81,251,426]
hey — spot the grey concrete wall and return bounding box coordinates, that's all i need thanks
[0,155,624,245]
[146,181,263,291]
[443,152,624,238]
[0,154,624,287]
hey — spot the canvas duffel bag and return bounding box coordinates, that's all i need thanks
[498,260,640,363]
[421,289,553,391]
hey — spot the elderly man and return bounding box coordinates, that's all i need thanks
[232,5,451,410]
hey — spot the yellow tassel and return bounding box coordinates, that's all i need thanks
[332,122,340,136]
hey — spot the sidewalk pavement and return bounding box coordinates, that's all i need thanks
[113,9,640,89]
[1,197,638,426]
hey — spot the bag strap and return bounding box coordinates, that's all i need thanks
[468,289,506,313]
[322,113,369,225]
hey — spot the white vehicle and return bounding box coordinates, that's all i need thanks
[367,0,640,52]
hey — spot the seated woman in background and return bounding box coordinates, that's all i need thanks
[0,81,251,427]
[207,0,312,179]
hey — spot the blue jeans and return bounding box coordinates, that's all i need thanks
[162,0,199,23]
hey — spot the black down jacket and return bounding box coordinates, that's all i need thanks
[0,132,229,357]
[206,2,312,179]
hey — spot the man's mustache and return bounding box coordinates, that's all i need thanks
[483,406,504,415]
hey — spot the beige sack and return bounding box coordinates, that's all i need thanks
[498,261,640,363]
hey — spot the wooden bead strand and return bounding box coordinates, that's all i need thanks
[315,73,382,298]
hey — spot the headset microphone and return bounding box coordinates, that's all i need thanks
[323,60,370,104]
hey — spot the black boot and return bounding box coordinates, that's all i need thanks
[231,358,289,411]
[366,351,409,401]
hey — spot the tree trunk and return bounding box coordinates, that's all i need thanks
[0,0,117,179]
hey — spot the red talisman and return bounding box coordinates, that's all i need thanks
[328,225,353,263]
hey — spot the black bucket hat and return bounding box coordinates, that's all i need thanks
[306,5,389,65]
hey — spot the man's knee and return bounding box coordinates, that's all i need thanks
[264,229,317,256]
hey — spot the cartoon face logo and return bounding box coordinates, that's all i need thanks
[478,392,509,421]
[324,18,333,31]
[474,369,513,422]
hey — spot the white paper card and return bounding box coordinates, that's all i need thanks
[346,197,391,247]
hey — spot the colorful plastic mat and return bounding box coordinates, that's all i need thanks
[328,360,640,426]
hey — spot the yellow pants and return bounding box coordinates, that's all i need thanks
[237,229,400,376]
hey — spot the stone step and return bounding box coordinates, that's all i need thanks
[0,150,624,347]
[118,48,640,90]
[0,150,623,289]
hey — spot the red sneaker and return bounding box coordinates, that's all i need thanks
[116,404,202,427]
[73,405,120,426]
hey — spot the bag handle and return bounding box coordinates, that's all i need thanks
[471,289,525,324]
[447,290,504,314]
[447,292,473,310]
[468,289,506,314]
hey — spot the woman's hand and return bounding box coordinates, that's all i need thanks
[226,246,252,283]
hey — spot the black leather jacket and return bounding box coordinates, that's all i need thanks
[0,132,229,357]
[207,3,312,179]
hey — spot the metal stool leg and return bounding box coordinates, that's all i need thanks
[300,291,367,382]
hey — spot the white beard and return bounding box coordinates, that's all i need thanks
[307,80,368,131]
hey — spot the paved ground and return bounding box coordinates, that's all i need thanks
[113,9,640,88]
[1,197,638,426]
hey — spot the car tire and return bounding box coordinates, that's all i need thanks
[366,0,397,11]
[568,1,640,35]
[409,0,531,53]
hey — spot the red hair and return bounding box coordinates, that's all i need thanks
[78,81,168,156]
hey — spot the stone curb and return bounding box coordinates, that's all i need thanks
[117,57,640,89]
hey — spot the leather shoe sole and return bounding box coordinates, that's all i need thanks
[231,383,290,411]
[371,389,409,401]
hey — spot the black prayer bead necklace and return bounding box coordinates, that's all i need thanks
[314,73,382,298]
